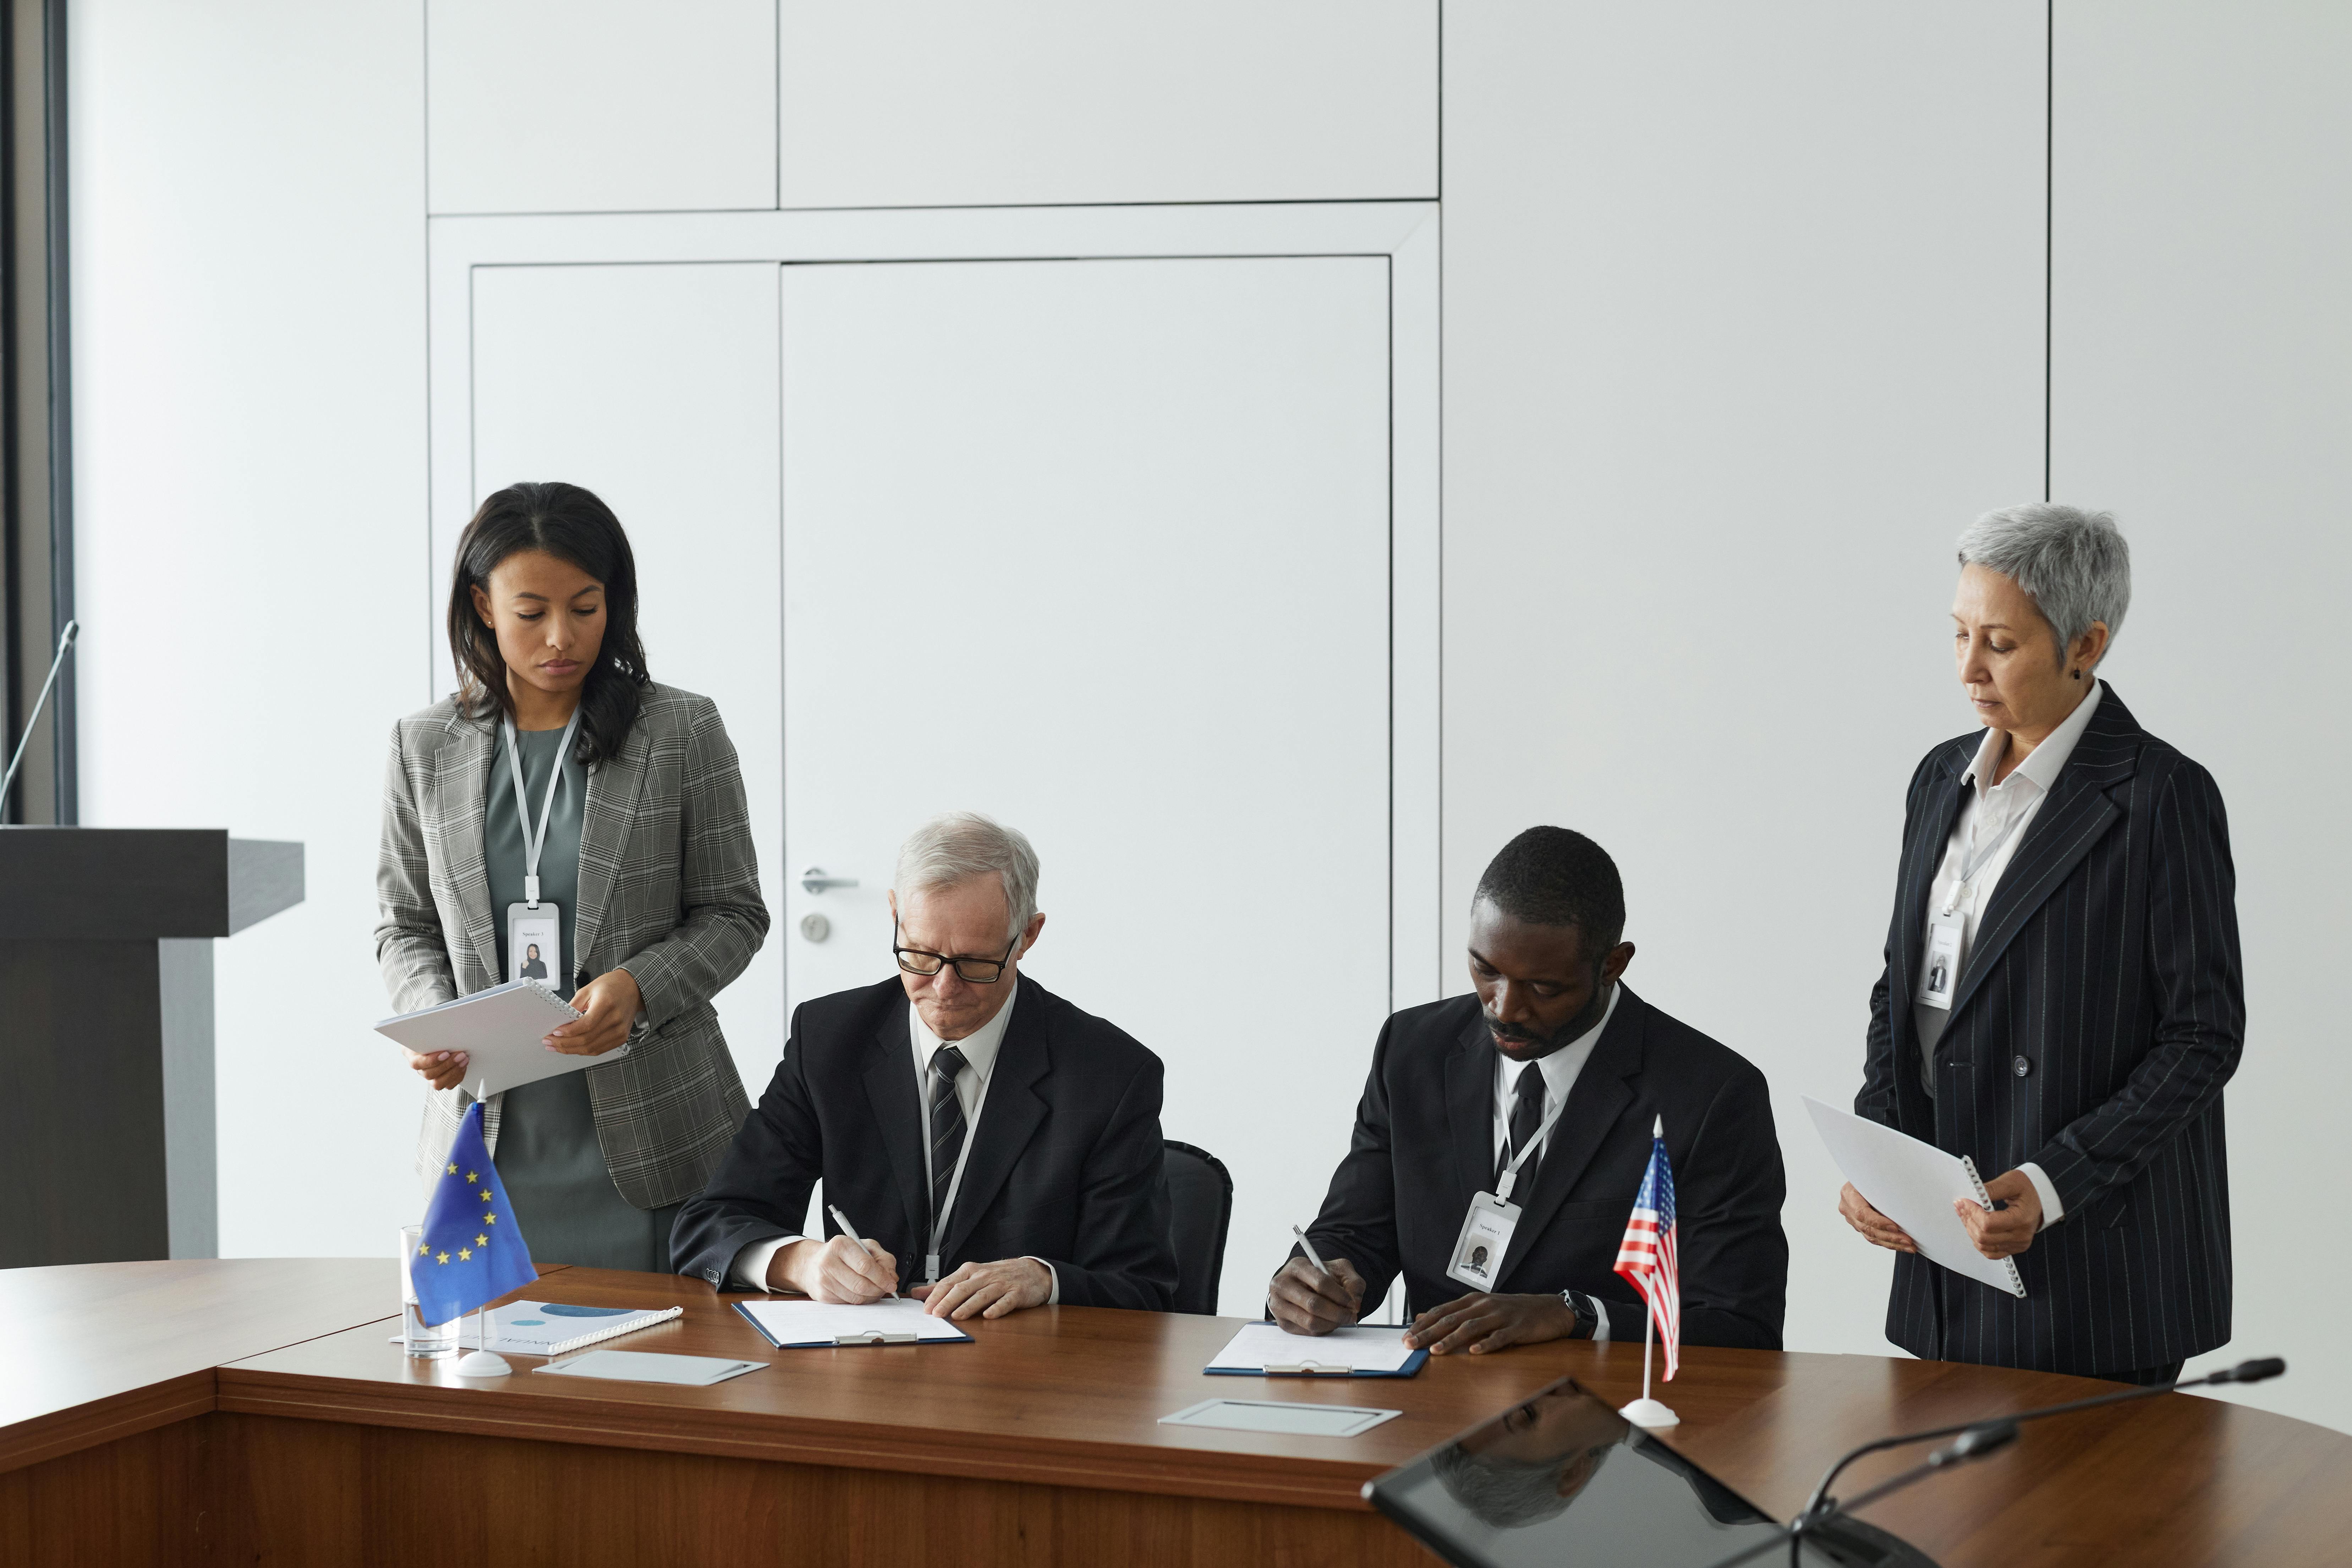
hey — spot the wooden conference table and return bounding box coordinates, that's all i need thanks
[4,1261,2349,1567]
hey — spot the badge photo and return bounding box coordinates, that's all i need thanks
[1446,1195,1522,1290]
[508,905,561,988]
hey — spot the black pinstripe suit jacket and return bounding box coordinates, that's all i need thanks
[1858,686,2243,1375]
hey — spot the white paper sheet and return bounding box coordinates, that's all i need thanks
[1206,1322,1416,1373]
[738,1296,973,1346]
[1803,1095,2026,1297]
[374,980,619,1098]
[1158,1398,1401,1437]
[534,1350,767,1386]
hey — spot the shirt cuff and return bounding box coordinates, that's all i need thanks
[2018,1163,2064,1229]
[1024,1257,1061,1305]
[730,1234,801,1291]
[1590,1296,1612,1343]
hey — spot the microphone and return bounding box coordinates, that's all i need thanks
[1696,1357,2284,1568]
[0,619,78,816]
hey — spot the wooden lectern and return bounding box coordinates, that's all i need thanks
[0,828,303,1266]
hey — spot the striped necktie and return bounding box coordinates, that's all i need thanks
[927,1045,971,1246]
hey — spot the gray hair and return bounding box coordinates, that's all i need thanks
[1955,503,2132,664]
[893,812,1040,943]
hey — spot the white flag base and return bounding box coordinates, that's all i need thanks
[453,1350,513,1378]
[1618,1397,1679,1428]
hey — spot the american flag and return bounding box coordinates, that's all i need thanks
[1613,1119,1680,1380]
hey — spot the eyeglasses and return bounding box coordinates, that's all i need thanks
[893,917,1020,984]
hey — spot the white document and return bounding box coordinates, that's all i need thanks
[1158,1398,1401,1438]
[374,980,615,1097]
[534,1350,766,1386]
[1804,1096,2027,1298]
[386,1300,681,1355]
[736,1296,974,1347]
[1206,1322,1418,1374]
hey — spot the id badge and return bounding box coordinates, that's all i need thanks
[1918,911,1962,1010]
[1447,1192,1522,1290]
[506,901,562,991]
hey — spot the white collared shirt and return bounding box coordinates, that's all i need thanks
[1918,679,2105,1228]
[1489,983,1621,1340]
[731,980,1058,1300]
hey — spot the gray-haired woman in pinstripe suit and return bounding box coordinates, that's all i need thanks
[376,482,769,1273]
[1846,504,2242,1385]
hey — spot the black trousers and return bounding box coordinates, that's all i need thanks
[2101,1360,2185,1387]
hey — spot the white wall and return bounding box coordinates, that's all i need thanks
[2049,0,2352,1431]
[65,0,2351,1433]
[71,0,429,1257]
[1441,0,2046,1370]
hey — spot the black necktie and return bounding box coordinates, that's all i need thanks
[927,1045,970,1244]
[1498,1063,1547,1187]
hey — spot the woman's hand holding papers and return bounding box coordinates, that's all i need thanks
[544,968,641,1057]
[406,1049,469,1091]
[1953,1169,2043,1260]
[1838,1182,1919,1254]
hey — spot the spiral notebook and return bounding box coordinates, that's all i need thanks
[374,980,619,1097]
[1804,1096,2027,1298]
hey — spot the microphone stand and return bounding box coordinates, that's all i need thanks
[0,619,78,817]
[1694,1356,2286,1568]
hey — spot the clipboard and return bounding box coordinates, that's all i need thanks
[732,1298,974,1348]
[1204,1323,1428,1378]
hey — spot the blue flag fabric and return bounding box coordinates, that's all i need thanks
[411,1101,536,1326]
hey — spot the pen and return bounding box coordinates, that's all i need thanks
[829,1204,898,1299]
[1292,1224,1333,1279]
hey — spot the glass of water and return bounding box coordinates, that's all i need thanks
[400,1224,460,1359]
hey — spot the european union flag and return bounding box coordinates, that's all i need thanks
[411,1101,536,1327]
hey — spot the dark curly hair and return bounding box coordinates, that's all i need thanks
[446,481,649,764]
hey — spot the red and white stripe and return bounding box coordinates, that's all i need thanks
[1614,1208,1680,1379]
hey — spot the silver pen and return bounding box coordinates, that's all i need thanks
[1292,1224,1334,1279]
[829,1203,898,1299]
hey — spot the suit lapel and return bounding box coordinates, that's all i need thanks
[433,716,502,988]
[1443,1021,1497,1211]
[1894,749,1970,1022]
[940,992,1050,1263]
[571,720,646,977]
[1945,691,2142,1021]
[860,1008,931,1252]
[1497,988,1640,1287]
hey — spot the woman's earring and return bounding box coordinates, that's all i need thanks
[2071,668,2082,680]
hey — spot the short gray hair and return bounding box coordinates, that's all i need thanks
[1430,1441,1607,1529]
[893,812,1040,943]
[1955,503,2132,663]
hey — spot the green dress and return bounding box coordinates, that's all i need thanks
[483,721,680,1272]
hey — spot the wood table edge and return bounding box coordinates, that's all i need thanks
[212,1365,1392,1510]
[0,1369,217,1476]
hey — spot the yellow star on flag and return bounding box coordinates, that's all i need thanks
[466,1171,479,1184]
[484,1212,497,1224]
[475,1234,489,1247]
[446,1163,458,1174]
[435,1251,450,1264]
[457,1247,473,1261]
[417,1241,430,1256]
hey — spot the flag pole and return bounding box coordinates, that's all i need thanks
[1642,1306,1654,1403]
[1618,1115,1679,1429]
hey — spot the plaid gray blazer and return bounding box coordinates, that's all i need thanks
[376,681,769,1210]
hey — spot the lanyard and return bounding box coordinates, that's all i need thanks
[503,708,582,908]
[1940,790,2034,917]
[1494,1076,1573,1204]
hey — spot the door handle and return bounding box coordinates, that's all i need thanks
[800,866,860,895]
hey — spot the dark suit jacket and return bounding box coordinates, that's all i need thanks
[1859,686,2242,1375]
[1302,985,1788,1349]
[671,977,1178,1310]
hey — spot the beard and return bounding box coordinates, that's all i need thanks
[1485,970,1612,1058]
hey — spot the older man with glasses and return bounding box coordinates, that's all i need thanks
[672,812,1179,1317]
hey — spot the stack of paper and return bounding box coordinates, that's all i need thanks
[735,1297,974,1347]
[1205,1323,1426,1377]
[375,980,608,1097]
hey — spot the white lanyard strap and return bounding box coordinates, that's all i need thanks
[502,708,582,908]
[1941,792,2033,916]
[1495,1080,1573,1204]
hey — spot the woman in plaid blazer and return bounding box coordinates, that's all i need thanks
[376,482,769,1270]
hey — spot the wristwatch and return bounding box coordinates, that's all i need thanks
[1560,1288,1596,1340]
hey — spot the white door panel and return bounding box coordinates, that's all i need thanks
[780,257,1392,1313]
[468,262,786,1089]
